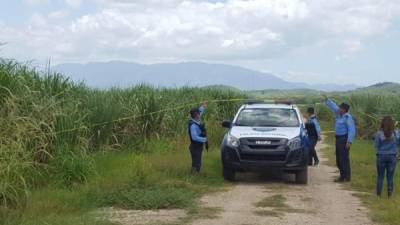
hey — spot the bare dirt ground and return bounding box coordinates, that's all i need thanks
[100,141,376,225]
[97,207,187,225]
[190,142,375,225]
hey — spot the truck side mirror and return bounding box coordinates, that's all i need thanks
[222,120,232,128]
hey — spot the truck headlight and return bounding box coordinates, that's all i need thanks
[227,134,240,148]
[288,136,301,151]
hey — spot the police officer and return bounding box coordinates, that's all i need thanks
[325,97,356,182]
[188,101,208,174]
[306,107,321,166]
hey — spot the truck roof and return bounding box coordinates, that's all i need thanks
[244,104,296,109]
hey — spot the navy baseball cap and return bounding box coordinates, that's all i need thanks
[339,103,350,112]
[190,108,200,117]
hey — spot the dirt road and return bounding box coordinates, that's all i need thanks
[190,142,375,225]
[101,142,375,225]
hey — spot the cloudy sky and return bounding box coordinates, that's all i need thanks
[0,0,399,85]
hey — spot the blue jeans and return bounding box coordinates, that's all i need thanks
[376,154,397,196]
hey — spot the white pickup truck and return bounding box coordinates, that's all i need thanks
[221,101,309,184]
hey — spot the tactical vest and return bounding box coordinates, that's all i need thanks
[188,120,207,147]
[305,120,318,138]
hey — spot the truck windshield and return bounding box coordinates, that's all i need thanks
[234,108,300,127]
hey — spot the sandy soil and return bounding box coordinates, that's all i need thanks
[189,142,376,225]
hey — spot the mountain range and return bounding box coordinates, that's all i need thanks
[352,82,400,95]
[53,61,359,91]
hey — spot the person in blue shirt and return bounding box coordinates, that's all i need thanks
[306,107,321,166]
[375,116,400,198]
[188,101,208,174]
[325,98,356,182]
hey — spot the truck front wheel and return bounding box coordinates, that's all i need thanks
[295,167,308,184]
[223,166,236,181]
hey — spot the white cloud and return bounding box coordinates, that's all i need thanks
[48,10,69,19]
[2,0,400,64]
[29,13,48,27]
[65,0,82,8]
[336,40,363,60]
[24,0,49,5]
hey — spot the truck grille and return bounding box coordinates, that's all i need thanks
[240,138,287,151]
[239,137,288,162]
[241,154,286,161]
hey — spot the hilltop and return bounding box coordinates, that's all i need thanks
[53,61,358,92]
[352,82,400,95]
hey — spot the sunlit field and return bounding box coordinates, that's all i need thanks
[1,59,400,224]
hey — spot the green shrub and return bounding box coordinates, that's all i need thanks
[51,149,95,187]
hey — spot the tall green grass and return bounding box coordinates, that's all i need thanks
[0,59,246,214]
[315,93,400,138]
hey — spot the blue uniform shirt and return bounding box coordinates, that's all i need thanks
[190,106,207,143]
[375,131,400,155]
[309,115,322,138]
[326,99,356,143]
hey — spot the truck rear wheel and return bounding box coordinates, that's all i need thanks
[223,166,236,181]
[295,167,308,184]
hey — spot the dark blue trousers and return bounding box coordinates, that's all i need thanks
[336,135,351,180]
[308,136,319,165]
[189,143,203,172]
[376,154,397,196]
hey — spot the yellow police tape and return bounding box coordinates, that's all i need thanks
[53,97,391,135]
[55,97,254,134]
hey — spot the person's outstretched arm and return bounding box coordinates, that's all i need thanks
[199,101,208,118]
[325,98,340,115]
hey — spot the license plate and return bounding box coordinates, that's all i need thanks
[255,140,272,145]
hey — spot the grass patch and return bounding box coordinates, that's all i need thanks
[302,197,313,202]
[283,208,311,214]
[178,205,223,225]
[98,187,196,210]
[189,207,222,220]
[1,140,227,225]
[323,136,400,225]
[254,210,282,217]
[263,183,292,192]
[255,194,287,208]
[254,194,310,217]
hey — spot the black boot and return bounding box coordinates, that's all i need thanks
[191,167,199,175]
[334,177,345,183]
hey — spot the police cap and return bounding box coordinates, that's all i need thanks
[190,108,200,118]
[339,103,350,112]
